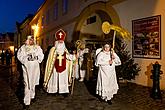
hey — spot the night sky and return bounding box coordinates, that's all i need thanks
[0,0,45,33]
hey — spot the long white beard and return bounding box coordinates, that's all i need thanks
[55,41,65,54]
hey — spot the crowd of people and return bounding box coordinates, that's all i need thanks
[15,29,121,109]
[0,48,13,65]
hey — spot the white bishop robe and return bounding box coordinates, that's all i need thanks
[17,44,44,105]
[44,46,72,94]
[96,51,121,101]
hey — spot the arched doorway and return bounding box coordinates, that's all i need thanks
[72,1,121,80]
[73,1,121,44]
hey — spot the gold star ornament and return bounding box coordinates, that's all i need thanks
[102,21,132,41]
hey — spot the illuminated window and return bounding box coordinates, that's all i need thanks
[41,16,44,28]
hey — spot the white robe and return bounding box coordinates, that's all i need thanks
[44,47,72,93]
[17,44,44,105]
[72,54,79,79]
[96,51,121,101]
[68,54,79,82]
[77,48,88,79]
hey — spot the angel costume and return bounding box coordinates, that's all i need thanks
[17,36,44,105]
[96,50,121,102]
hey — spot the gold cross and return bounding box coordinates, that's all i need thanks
[57,54,64,66]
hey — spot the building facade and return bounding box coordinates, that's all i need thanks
[16,14,33,48]
[21,0,165,89]
[0,32,15,54]
[29,0,122,50]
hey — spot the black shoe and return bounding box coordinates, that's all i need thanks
[31,98,36,103]
[47,93,58,96]
[107,100,112,105]
[23,105,29,109]
[98,97,105,102]
[63,93,69,98]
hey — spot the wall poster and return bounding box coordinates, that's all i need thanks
[132,15,161,59]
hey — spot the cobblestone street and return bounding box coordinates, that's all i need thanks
[0,64,165,110]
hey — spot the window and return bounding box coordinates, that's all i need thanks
[41,16,44,28]
[46,10,50,25]
[62,0,68,14]
[53,2,58,20]
[87,16,96,24]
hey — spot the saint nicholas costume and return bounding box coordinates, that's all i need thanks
[44,29,72,94]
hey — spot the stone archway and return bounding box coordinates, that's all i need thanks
[73,1,120,41]
[72,2,121,81]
